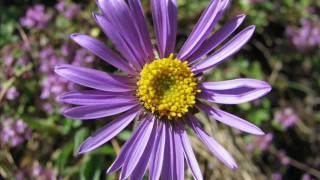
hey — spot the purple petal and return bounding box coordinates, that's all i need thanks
[179,123,203,180]
[54,64,135,92]
[97,0,149,67]
[172,125,185,180]
[161,124,173,179]
[77,106,141,154]
[187,14,246,64]
[178,0,221,60]
[187,114,238,169]
[70,33,137,75]
[120,117,156,179]
[149,121,166,180]
[151,0,177,58]
[128,0,154,62]
[57,90,137,106]
[93,13,142,68]
[196,102,265,135]
[192,26,256,74]
[107,117,150,174]
[62,103,139,120]
[199,78,272,104]
[130,121,158,179]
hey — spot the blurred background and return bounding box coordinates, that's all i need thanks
[0,0,319,179]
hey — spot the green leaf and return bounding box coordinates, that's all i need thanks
[117,130,132,141]
[248,109,270,126]
[56,142,74,173]
[74,128,89,155]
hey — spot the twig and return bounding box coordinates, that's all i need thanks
[111,139,121,155]
[16,24,30,45]
[268,61,282,85]
[269,147,320,178]
[0,78,15,103]
[0,64,32,104]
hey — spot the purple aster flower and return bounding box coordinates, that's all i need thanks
[55,0,271,179]
[274,107,299,129]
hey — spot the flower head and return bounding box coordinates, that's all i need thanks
[137,54,199,119]
[55,0,271,179]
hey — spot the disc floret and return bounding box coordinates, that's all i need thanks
[137,54,200,120]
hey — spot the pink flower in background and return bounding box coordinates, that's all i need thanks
[20,4,52,29]
[0,118,32,147]
[302,173,313,180]
[277,150,290,166]
[247,133,273,152]
[4,54,14,66]
[286,18,320,52]
[31,164,55,179]
[274,108,299,128]
[272,172,282,180]
[55,0,81,20]
[15,163,56,180]
[6,87,19,100]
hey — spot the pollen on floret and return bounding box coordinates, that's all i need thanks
[136,54,199,120]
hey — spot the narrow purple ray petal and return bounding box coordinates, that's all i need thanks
[130,121,158,179]
[128,0,154,62]
[196,102,265,135]
[199,78,272,104]
[178,122,203,180]
[178,0,221,60]
[93,13,141,69]
[54,64,135,92]
[192,25,255,74]
[62,102,139,120]
[172,125,185,180]
[97,0,149,67]
[187,14,246,64]
[151,0,177,58]
[58,90,137,106]
[77,106,141,154]
[149,121,166,180]
[107,117,150,174]
[120,117,156,179]
[161,124,173,180]
[187,114,238,169]
[70,33,137,75]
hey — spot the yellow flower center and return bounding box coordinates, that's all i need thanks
[137,54,200,120]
